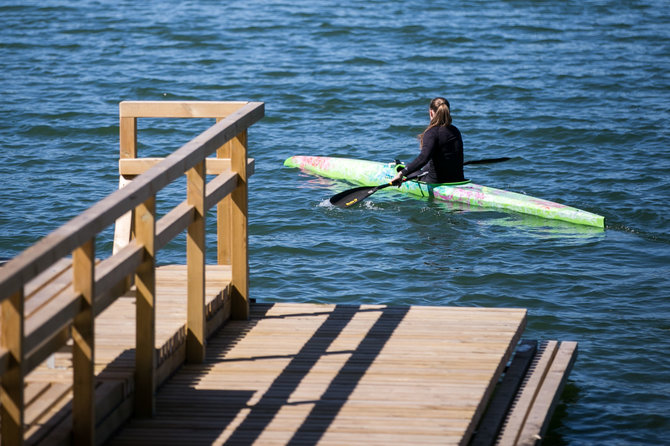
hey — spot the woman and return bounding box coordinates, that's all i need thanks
[392,97,465,185]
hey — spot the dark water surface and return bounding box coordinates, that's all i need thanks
[2,1,669,444]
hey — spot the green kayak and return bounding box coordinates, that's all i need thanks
[284,155,605,228]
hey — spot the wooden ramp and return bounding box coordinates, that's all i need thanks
[471,340,578,446]
[107,302,527,445]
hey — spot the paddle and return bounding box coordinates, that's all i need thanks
[329,171,427,208]
[329,157,511,208]
[462,157,510,165]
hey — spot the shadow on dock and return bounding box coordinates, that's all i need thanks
[229,305,408,445]
[109,304,411,445]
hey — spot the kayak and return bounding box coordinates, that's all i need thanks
[284,155,605,228]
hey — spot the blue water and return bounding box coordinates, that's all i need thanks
[1,1,669,443]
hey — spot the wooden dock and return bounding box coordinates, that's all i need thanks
[18,264,233,444]
[0,101,577,445]
[108,302,526,445]
[16,267,576,446]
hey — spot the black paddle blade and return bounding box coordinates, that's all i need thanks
[329,185,382,208]
[463,157,511,165]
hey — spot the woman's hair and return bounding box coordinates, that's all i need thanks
[418,97,452,144]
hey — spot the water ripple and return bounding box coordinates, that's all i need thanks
[2,0,670,443]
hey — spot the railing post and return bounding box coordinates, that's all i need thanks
[72,238,95,445]
[216,120,232,266]
[1,289,25,445]
[187,161,206,363]
[134,197,156,417]
[113,116,138,255]
[230,130,249,320]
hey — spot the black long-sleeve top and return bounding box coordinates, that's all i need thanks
[400,124,465,183]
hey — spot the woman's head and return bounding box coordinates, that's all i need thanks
[419,97,452,143]
[428,97,452,126]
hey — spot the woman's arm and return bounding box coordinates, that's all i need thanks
[392,129,436,183]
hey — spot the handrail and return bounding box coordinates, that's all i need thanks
[0,100,264,445]
[0,102,263,300]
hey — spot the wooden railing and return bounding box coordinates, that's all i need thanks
[0,101,264,444]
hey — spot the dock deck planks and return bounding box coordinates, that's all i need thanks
[108,302,527,445]
[11,261,576,445]
[20,264,232,445]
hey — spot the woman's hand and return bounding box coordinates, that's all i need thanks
[391,172,404,186]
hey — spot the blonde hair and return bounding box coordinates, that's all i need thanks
[418,97,452,144]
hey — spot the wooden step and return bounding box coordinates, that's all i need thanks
[471,339,578,446]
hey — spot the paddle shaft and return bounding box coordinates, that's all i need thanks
[329,156,511,208]
[329,171,426,208]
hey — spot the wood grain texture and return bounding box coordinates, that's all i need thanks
[21,264,232,445]
[187,162,206,364]
[1,290,25,445]
[216,125,232,266]
[229,131,249,321]
[119,101,249,118]
[496,340,578,446]
[119,157,254,176]
[515,341,578,446]
[134,198,156,418]
[72,239,95,445]
[109,303,527,446]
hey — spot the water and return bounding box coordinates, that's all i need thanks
[1,1,669,443]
